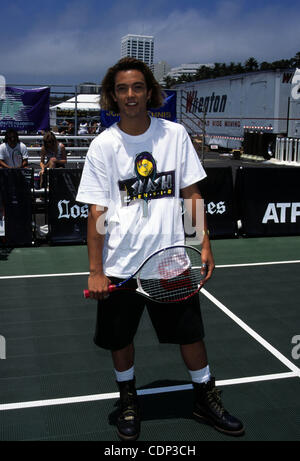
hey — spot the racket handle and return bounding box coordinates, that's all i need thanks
[83,289,90,298]
[108,284,117,292]
[83,285,117,299]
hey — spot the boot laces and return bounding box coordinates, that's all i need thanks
[121,392,137,420]
[207,387,225,415]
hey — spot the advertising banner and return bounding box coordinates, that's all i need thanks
[236,167,300,236]
[0,86,50,132]
[198,167,237,238]
[48,169,88,244]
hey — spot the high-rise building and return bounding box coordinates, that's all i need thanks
[121,34,154,67]
[151,61,171,84]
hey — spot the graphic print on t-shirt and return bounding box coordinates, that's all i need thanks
[118,152,175,206]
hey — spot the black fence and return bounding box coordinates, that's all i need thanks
[1,167,300,246]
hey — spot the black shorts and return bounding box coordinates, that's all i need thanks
[94,277,205,351]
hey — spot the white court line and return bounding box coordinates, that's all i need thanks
[1,260,300,280]
[0,272,89,280]
[216,260,300,268]
[201,288,300,378]
[0,371,297,412]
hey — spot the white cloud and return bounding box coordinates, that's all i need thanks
[153,3,299,65]
[0,1,299,84]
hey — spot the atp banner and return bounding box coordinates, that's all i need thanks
[48,169,88,244]
[100,90,177,128]
[236,167,300,236]
[0,86,50,131]
[197,167,238,238]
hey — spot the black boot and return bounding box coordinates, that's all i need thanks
[116,378,140,441]
[193,378,245,436]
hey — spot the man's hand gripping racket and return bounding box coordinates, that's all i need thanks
[84,245,209,303]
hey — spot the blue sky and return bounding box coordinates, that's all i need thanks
[0,0,299,86]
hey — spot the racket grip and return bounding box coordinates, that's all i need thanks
[83,289,90,298]
[83,285,117,299]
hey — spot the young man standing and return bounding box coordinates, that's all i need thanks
[77,58,244,441]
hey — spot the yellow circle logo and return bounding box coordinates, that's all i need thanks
[136,158,154,177]
[135,152,156,179]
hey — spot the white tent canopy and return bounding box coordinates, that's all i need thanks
[51,94,100,111]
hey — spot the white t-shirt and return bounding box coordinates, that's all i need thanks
[76,117,207,278]
[78,123,88,135]
[0,142,29,168]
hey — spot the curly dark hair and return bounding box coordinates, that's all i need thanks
[100,57,165,112]
[4,128,19,144]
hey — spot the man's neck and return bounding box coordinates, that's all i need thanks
[118,115,151,136]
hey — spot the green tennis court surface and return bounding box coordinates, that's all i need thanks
[0,237,299,441]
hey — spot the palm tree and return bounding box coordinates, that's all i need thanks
[162,75,176,88]
[291,52,300,68]
[195,66,212,80]
[260,61,273,71]
[212,63,222,78]
[271,59,291,69]
[234,62,245,74]
[244,57,259,72]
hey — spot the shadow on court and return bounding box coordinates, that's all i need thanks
[0,247,13,261]
[109,380,193,427]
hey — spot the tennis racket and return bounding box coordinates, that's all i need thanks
[83,245,206,303]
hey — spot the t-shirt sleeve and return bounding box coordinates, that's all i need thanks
[0,144,5,160]
[76,139,110,208]
[21,143,29,159]
[180,128,207,189]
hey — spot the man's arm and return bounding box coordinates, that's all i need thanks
[57,144,67,167]
[0,146,9,168]
[0,159,10,168]
[87,204,111,300]
[20,144,29,168]
[181,182,215,285]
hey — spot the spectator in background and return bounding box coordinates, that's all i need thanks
[67,121,75,136]
[58,126,67,135]
[78,120,89,135]
[39,131,67,186]
[89,121,98,135]
[0,128,29,168]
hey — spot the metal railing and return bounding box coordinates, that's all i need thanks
[0,135,97,166]
[275,137,300,164]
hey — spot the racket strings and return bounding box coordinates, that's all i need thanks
[138,247,203,302]
[140,269,201,302]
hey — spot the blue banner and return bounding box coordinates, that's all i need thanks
[0,86,50,132]
[100,90,177,128]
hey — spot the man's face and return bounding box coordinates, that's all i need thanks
[112,69,152,119]
[7,133,18,149]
